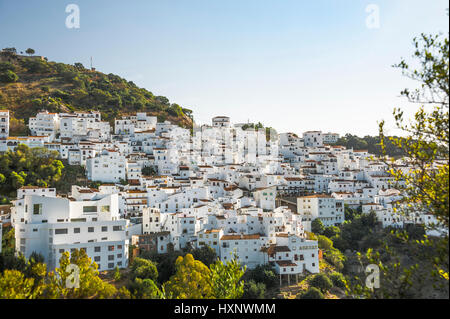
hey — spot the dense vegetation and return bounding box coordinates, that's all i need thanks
[0,47,193,135]
[0,145,89,200]
[0,145,63,198]
[0,239,246,299]
[332,134,405,158]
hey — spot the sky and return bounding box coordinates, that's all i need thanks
[0,0,448,136]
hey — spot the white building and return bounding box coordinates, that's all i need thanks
[86,149,126,183]
[297,194,345,228]
[11,187,129,271]
[28,111,60,141]
[323,132,339,144]
[303,131,323,148]
[212,116,231,128]
[0,110,9,138]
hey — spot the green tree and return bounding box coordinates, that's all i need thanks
[113,266,121,282]
[127,278,162,299]
[25,48,35,56]
[189,245,217,267]
[298,287,324,299]
[55,249,118,299]
[317,235,333,251]
[309,273,333,293]
[0,70,19,83]
[130,257,158,281]
[329,272,347,290]
[243,280,266,299]
[351,21,449,299]
[163,254,213,299]
[243,264,278,289]
[0,269,37,299]
[311,218,325,235]
[323,226,340,239]
[209,256,246,299]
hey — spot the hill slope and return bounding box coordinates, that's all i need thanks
[0,50,193,135]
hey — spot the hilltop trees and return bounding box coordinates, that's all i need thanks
[25,48,35,56]
[0,50,194,127]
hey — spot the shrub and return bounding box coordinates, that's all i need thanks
[0,70,18,83]
[311,219,325,235]
[329,272,347,290]
[309,273,333,293]
[130,257,158,282]
[243,280,266,299]
[298,287,324,299]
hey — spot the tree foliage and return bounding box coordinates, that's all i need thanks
[209,256,245,299]
[309,273,333,293]
[163,254,213,299]
[0,144,63,197]
[349,21,449,299]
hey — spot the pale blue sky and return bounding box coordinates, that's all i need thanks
[0,1,448,136]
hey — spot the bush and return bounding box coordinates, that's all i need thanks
[243,264,278,289]
[0,62,15,72]
[329,272,346,290]
[309,273,333,293]
[243,280,266,299]
[317,235,333,251]
[311,219,325,235]
[20,58,50,73]
[298,287,324,299]
[130,257,158,281]
[323,226,340,238]
[127,278,161,299]
[189,245,217,267]
[0,70,18,83]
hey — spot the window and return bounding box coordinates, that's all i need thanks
[74,228,80,233]
[94,246,101,252]
[113,226,122,231]
[101,206,110,213]
[88,227,94,233]
[83,206,97,213]
[108,255,114,261]
[102,226,108,232]
[117,245,122,250]
[33,204,42,215]
[108,245,115,251]
[55,228,68,235]
[94,256,101,262]
[108,263,114,269]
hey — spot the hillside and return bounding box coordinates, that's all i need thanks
[0,48,193,135]
[332,133,406,158]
